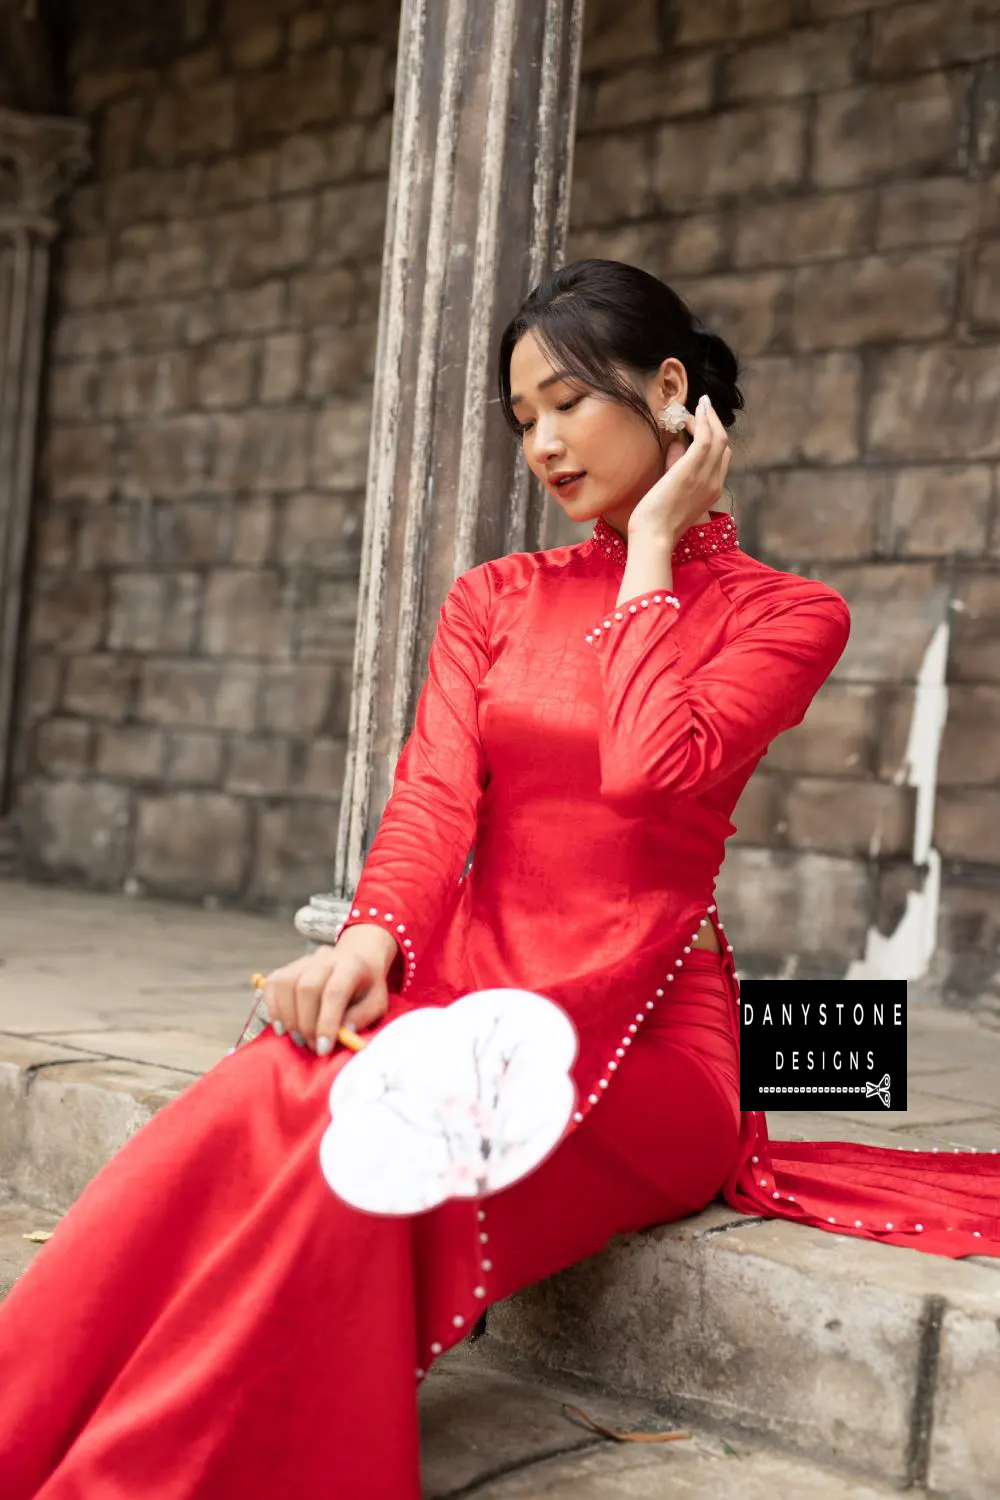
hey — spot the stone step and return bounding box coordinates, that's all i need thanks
[0,1194,61,1298]
[0,1246,937,1500]
[0,1034,195,1212]
[1,1030,997,1500]
[483,1206,1000,1500]
[422,1352,936,1499]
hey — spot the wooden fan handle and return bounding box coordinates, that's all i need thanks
[251,973,366,1053]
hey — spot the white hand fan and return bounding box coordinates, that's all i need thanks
[320,988,578,1215]
[239,978,579,1215]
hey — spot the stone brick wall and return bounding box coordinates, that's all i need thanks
[13,0,1000,1010]
[15,0,398,906]
[563,0,1000,1011]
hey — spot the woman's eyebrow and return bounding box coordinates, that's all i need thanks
[510,370,574,406]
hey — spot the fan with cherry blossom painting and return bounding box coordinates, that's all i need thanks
[318,987,579,1215]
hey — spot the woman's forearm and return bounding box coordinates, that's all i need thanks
[616,524,678,608]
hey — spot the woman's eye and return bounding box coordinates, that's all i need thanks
[518,395,581,436]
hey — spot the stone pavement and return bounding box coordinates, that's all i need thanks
[1,878,999,1499]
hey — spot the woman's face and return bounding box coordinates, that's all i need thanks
[508,330,689,536]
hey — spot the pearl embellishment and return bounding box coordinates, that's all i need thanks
[586,591,679,642]
[591,512,739,567]
[340,902,418,994]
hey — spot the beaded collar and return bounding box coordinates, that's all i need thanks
[591,510,739,568]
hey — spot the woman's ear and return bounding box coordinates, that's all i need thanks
[657,356,689,411]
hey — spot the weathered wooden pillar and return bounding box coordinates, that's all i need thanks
[296,0,584,945]
[0,108,89,812]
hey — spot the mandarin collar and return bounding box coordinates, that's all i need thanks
[591,510,739,569]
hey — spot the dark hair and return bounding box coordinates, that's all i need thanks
[497,259,744,444]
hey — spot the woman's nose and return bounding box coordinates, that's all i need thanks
[532,417,566,458]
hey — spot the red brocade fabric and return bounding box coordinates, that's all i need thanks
[0,510,997,1499]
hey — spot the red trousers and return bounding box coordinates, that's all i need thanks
[0,952,739,1500]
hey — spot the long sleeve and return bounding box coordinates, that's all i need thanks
[585,581,851,804]
[335,568,492,994]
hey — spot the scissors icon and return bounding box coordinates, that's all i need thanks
[865,1072,891,1109]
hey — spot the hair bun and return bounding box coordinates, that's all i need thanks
[692,319,743,428]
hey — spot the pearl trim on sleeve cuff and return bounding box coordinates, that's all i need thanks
[342,906,416,995]
[585,593,680,644]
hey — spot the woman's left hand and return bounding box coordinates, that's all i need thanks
[627,394,732,546]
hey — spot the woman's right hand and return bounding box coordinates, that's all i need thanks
[262,924,400,1055]
[627,393,731,546]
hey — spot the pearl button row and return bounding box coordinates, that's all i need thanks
[632,914,992,1245]
[345,907,417,994]
[926,1146,1000,1153]
[568,903,730,1130]
[751,1153,996,1236]
[416,1205,493,1381]
[584,594,680,644]
[650,920,993,1246]
[751,1143,1000,1156]
[416,901,740,1377]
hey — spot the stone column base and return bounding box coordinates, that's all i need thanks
[293,892,352,949]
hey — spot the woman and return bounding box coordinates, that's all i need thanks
[1,260,997,1499]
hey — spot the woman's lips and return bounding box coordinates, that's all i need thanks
[550,473,586,496]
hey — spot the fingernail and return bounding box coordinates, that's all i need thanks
[316,1036,333,1057]
[703,393,713,408]
[291,1029,305,1047]
[271,1019,285,1037]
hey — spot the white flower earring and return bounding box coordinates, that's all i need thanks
[657,401,690,435]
